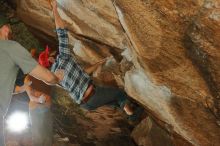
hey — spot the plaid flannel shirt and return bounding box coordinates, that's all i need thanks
[51,28,91,104]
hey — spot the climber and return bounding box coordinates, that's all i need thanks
[0,14,61,146]
[48,0,134,115]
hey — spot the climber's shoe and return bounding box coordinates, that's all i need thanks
[128,106,144,122]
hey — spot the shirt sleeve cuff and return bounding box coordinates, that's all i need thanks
[23,59,38,74]
[55,28,68,33]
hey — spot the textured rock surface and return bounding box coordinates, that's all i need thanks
[131,116,193,146]
[14,0,220,145]
[186,1,220,118]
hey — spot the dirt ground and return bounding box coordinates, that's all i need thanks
[51,86,137,146]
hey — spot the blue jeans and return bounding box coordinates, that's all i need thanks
[80,85,128,110]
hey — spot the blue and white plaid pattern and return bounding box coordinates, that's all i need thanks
[51,28,91,104]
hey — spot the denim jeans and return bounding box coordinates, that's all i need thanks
[80,85,128,110]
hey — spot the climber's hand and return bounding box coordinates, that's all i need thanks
[95,58,107,66]
[51,0,58,9]
[47,0,52,9]
[48,0,57,10]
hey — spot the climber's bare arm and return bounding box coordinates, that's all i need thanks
[84,58,107,75]
[51,0,65,29]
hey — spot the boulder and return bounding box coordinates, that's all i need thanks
[15,0,220,145]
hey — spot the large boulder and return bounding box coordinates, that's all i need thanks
[15,0,220,145]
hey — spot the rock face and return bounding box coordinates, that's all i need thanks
[131,116,193,146]
[14,0,220,145]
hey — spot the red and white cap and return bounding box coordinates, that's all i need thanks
[38,45,51,68]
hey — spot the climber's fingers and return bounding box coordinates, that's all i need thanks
[48,0,57,10]
[47,0,52,9]
[50,0,58,9]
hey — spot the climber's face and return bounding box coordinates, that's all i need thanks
[48,51,57,64]
[0,24,12,40]
[48,56,55,64]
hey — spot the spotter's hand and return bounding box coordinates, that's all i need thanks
[38,95,46,104]
[55,69,65,82]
